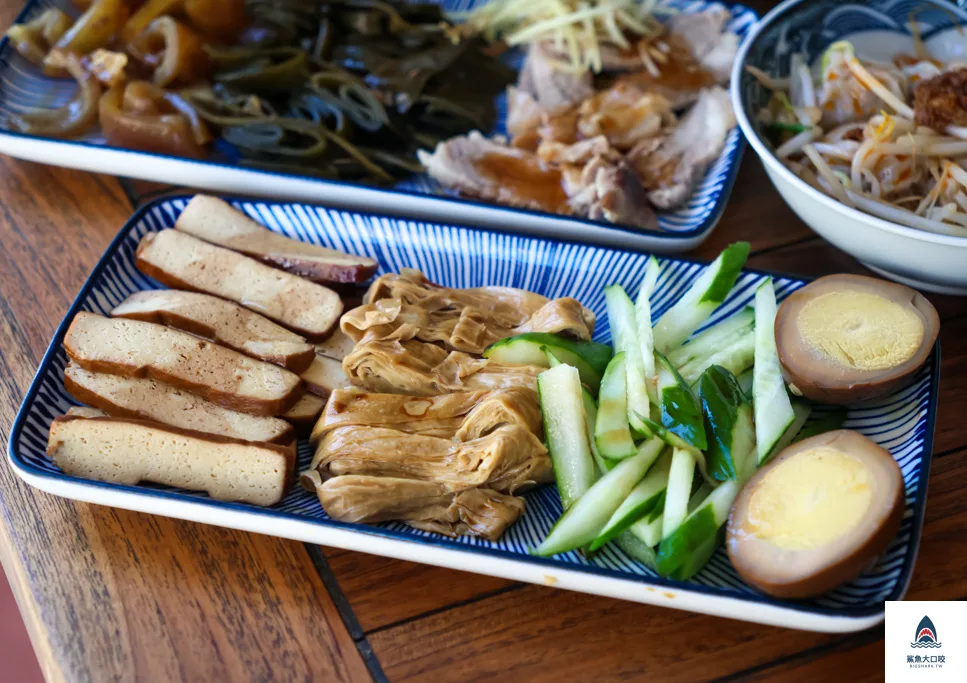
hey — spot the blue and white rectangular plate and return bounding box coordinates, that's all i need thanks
[0,0,755,253]
[8,196,939,632]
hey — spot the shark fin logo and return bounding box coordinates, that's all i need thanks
[911,616,942,648]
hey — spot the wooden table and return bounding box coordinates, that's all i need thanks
[2,7,967,683]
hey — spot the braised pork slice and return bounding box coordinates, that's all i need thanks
[344,335,539,396]
[632,87,736,209]
[588,163,660,229]
[304,474,525,541]
[418,132,578,215]
[310,424,551,493]
[615,9,737,109]
[518,43,593,111]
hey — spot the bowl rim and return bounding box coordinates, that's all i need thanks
[730,0,967,249]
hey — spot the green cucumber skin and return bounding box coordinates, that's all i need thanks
[666,307,754,368]
[678,331,755,387]
[636,257,661,405]
[615,531,658,570]
[486,333,613,392]
[533,440,659,557]
[656,505,719,576]
[667,530,724,581]
[595,353,638,460]
[699,365,752,482]
[588,490,664,552]
[656,351,707,451]
[793,407,848,443]
[698,242,751,304]
[538,365,596,510]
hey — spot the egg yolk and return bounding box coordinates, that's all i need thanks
[797,290,923,371]
[745,447,873,551]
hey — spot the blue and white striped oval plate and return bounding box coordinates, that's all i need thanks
[8,196,939,632]
[0,0,755,253]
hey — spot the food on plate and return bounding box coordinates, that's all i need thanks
[281,392,326,437]
[726,430,903,599]
[421,7,738,226]
[112,289,316,372]
[47,193,387,506]
[65,363,295,444]
[6,0,512,180]
[135,228,343,339]
[48,414,294,506]
[348,269,596,348]
[64,312,303,416]
[774,274,939,404]
[174,196,378,284]
[310,388,541,443]
[484,332,612,391]
[525,244,919,593]
[751,40,967,235]
[299,355,347,398]
[315,329,355,361]
[302,474,525,541]
[309,423,549,491]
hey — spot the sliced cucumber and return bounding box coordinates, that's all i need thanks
[661,447,696,540]
[753,279,795,465]
[737,368,754,399]
[588,445,669,551]
[656,479,740,579]
[666,306,754,369]
[635,256,662,405]
[765,399,812,459]
[486,333,613,392]
[615,530,658,570]
[595,353,639,460]
[652,242,750,354]
[699,365,756,483]
[655,351,707,451]
[665,529,723,581]
[538,364,597,510]
[629,511,664,548]
[532,438,663,557]
[605,285,652,436]
[678,330,755,387]
[793,406,848,443]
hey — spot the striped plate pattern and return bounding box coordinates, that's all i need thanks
[9,196,938,618]
[0,0,755,237]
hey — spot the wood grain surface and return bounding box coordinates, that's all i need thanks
[0,158,370,683]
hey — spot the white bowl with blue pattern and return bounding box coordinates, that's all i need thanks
[8,195,940,632]
[0,0,755,252]
[732,0,967,294]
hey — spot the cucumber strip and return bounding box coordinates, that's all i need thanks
[666,306,754,369]
[753,279,796,465]
[615,530,658,570]
[678,330,755,387]
[588,446,670,551]
[656,479,740,578]
[631,512,664,547]
[635,256,661,405]
[793,406,848,443]
[655,351,707,451]
[667,529,723,581]
[604,284,652,435]
[532,438,663,557]
[661,447,696,540]
[699,365,756,482]
[547,346,613,475]
[538,364,597,510]
[764,400,812,460]
[652,242,750,354]
[595,353,639,459]
[485,333,613,392]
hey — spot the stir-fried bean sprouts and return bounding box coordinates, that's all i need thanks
[752,39,967,235]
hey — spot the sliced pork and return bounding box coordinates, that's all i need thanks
[632,87,736,209]
[518,43,594,111]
